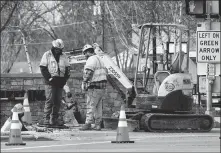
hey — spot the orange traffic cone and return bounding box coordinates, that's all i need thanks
[22,91,32,125]
[5,106,26,146]
[111,103,134,143]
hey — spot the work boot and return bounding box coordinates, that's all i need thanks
[50,118,64,126]
[39,119,50,126]
[79,123,91,131]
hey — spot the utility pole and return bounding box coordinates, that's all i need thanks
[152,0,157,74]
[93,1,104,49]
[152,27,156,74]
[205,1,213,116]
[102,1,105,50]
[178,2,183,73]
[186,29,190,73]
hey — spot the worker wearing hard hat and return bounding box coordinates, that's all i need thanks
[1,103,28,132]
[39,39,70,126]
[80,43,107,131]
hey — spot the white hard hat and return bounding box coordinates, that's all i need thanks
[52,39,64,49]
[11,103,25,114]
[82,44,93,54]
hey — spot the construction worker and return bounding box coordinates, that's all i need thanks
[80,43,107,131]
[1,103,28,132]
[39,39,70,126]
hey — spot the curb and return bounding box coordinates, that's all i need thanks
[214,121,220,128]
[1,135,37,142]
[1,135,53,142]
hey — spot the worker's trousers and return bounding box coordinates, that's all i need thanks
[85,88,106,125]
[43,85,63,121]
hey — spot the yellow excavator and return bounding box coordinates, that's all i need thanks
[66,23,214,132]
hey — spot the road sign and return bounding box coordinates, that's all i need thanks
[197,31,221,63]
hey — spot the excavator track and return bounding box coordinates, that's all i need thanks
[140,113,214,132]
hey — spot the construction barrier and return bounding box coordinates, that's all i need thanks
[111,103,134,143]
[5,107,26,146]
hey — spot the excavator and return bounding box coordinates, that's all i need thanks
[65,23,214,132]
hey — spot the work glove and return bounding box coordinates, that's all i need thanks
[49,77,56,86]
[61,97,66,104]
[49,77,53,83]
[81,82,88,92]
[66,92,72,98]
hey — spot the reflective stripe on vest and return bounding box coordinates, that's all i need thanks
[46,50,66,77]
[91,55,107,82]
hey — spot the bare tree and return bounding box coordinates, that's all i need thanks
[1,1,62,73]
[1,0,198,73]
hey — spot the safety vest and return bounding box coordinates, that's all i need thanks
[40,50,70,77]
[84,55,107,82]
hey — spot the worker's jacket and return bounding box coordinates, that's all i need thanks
[40,50,70,88]
[84,55,107,82]
[40,50,70,77]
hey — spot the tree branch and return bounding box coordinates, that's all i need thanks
[26,2,62,28]
[0,1,19,32]
[0,1,8,12]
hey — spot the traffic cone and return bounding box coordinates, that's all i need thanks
[5,107,26,146]
[111,103,134,143]
[22,91,32,125]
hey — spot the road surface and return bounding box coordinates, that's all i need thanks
[1,128,220,152]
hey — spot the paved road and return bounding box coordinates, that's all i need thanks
[1,129,220,152]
